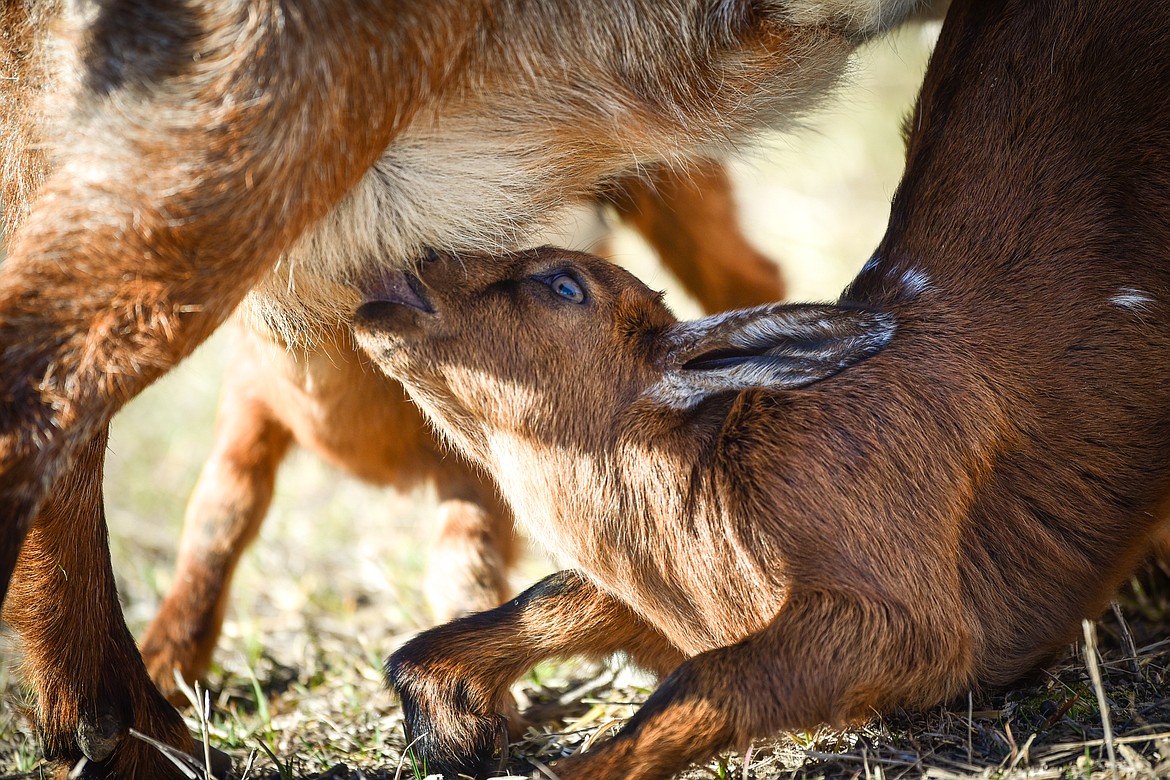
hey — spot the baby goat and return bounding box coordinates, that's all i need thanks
[139,160,783,703]
[352,0,1170,777]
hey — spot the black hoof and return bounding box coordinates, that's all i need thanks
[76,711,125,763]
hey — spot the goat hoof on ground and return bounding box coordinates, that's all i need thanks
[75,711,124,763]
[386,653,507,778]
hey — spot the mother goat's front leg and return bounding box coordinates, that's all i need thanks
[0,5,453,777]
[3,429,198,779]
[386,570,685,779]
[0,0,447,598]
[546,590,973,780]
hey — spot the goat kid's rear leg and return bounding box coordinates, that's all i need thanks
[386,570,685,779]
[3,429,196,779]
[607,161,785,312]
[140,382,292,703]
[424,466,518,621]
[546,591,973,780]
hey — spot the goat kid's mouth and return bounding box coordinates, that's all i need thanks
[352,269,438,362]
[357,268,434,315]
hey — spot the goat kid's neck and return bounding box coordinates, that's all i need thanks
[486,403,780,656]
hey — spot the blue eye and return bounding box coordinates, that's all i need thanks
[547,273,586,303]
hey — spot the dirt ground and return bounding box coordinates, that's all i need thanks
[4,24,1170,780]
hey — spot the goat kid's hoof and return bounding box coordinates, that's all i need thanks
[387,653,511,779]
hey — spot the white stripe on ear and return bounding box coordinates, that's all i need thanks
[645,303,895,409]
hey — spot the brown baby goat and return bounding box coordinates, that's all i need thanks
[138,161,784,703]
[352,0,1170,777]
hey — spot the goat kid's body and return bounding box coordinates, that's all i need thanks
[510,0,1170,687]
[358,1,1170,778]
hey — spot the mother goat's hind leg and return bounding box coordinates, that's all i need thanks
[605,161,785,312]
[3,429,196,779]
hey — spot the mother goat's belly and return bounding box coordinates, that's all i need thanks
[232,26,858,346]
[239,130,604,347]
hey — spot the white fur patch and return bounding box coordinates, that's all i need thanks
[1110,287,1155,313]
[784,0,924,37]
[899,267,933,297]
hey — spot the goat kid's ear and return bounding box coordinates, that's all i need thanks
[646,303,895,408]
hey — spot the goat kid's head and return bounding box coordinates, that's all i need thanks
[352,247,894,462]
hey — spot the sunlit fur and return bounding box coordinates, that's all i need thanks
[0,1,924,775]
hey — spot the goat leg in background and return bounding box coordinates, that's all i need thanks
[3,429,196,779]
[140,319,518,699]
[140,363,294,704]
[386,570,686,779]
[424,466,518,622]
[603,161,785,311]
[544,590,972,780]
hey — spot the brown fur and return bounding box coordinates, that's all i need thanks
[353,1,1170,777]
[139,159,783,703]
[0,0,914,774]
[4,431,195,776]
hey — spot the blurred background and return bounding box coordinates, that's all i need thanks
[0,22,939,776]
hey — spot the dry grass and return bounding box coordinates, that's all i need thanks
[3,23,1170,780]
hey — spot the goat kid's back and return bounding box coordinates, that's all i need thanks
[353,0,1170,777]
[845,0,1170,678]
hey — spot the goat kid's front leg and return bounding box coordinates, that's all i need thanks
[545,590,973,780]
[3,429,198,779]
[386,570,684,779]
